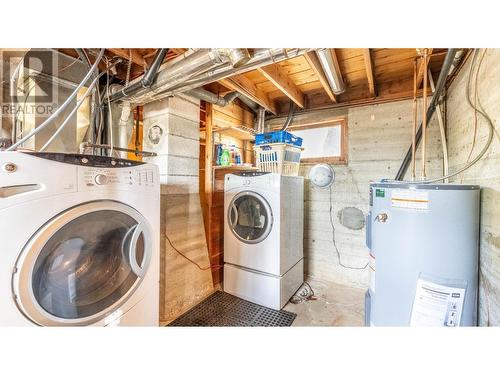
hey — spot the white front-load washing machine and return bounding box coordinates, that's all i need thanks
[223,172,304,310]
[0,151,160,326]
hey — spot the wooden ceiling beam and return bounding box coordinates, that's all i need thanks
[415,48,433,89]
[362,48,376,97]
[107,48,146,67]
[257,64,305,108]
[303,51,337,103]
[220,75,278,115]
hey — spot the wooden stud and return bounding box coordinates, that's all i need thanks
[362,48,376,97]
[220,75,278,114]
[258,64,305,108]
[303,51,337,103]
[415,48,433,89]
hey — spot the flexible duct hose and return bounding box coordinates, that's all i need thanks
[281,101,295,131]
[6,49,105,151]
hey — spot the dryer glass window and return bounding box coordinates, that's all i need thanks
[229,193,272,243]
[31,210,146,320]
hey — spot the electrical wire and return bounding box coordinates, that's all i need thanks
[407,48,496,184]
[6,49,105,151]
[105,57,114,157]
[329,185,368,270]
[164,234,222,272]
[461,49,487,183]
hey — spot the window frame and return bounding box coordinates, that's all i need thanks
[288,116,348,165]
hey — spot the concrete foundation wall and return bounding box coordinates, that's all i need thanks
[268,99,444,288]
[143,94,213,325]
[446,49,500,326]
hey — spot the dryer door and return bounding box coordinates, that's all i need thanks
[228,191,273,244]
[13,201,152,326]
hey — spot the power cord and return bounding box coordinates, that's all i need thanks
[329,185,368,270]
[164,234,222,272]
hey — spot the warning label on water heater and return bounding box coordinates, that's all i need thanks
[391,189,429,210]
[410,279,466,327]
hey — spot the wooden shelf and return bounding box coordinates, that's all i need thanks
[214,126,255,141]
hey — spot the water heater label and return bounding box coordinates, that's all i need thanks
[391,189,429,210]
[410,279,465,327]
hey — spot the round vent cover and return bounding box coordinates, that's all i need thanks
[308,163,335,188]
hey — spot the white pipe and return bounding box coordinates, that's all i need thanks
[6,49,105,151]
[428,68,449,183]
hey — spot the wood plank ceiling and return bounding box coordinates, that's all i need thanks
[70,48,450,115]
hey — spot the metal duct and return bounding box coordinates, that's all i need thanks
[120,48,250,103]
[187,88,240,106]
[394,48,459,181]
[130,48,310,104]
[109,48,169,102]
[316,48,346,95]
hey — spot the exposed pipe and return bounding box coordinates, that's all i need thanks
[316,48,346,94]
[281,101,296,131]
[187,88,240,106]
[131,48,310,104]
[394,48,459,181]
[428,68,449,183]
[411,58,418,180]
[109,48,169,102]
[115,48,250,103]
[421,48,429,179]
[80,141,157,157]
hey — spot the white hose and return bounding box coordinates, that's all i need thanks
[39,71,106,152]
[6,49,105,151]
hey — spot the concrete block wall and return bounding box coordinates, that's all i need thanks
[446,49,500,326]
[143,93,201,194]
[143,94,213,324]
[268,99,444,289]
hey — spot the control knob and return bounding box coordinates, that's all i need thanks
[94,174,109,185]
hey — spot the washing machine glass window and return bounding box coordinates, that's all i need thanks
[13,201,152,325]
[228,191,273,244]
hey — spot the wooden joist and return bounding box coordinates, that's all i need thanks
[304,51,337,103]
[415,48,433,89]
[362,48,376,97]
[107,48,146,67]
[258,64,305,108]
[220,75,278,114]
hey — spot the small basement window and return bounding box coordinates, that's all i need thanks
[290,118,347,164]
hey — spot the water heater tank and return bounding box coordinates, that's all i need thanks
[365,182,480,326]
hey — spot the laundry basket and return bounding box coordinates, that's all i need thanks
[254,143,302,176]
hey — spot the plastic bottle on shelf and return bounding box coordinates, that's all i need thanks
[220,148,231,166]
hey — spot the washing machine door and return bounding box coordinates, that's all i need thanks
[228,191,273,244]
[12,201,152,326]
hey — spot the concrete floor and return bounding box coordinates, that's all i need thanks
[283,279,366,326]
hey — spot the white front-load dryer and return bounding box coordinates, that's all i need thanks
[223,172,304,310]
[0,151,160,326]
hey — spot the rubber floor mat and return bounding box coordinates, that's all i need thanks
[168,291,296,327]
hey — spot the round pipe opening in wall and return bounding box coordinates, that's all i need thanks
[228,191,273,244]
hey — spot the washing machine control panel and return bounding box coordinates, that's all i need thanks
[79,166,157,191]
